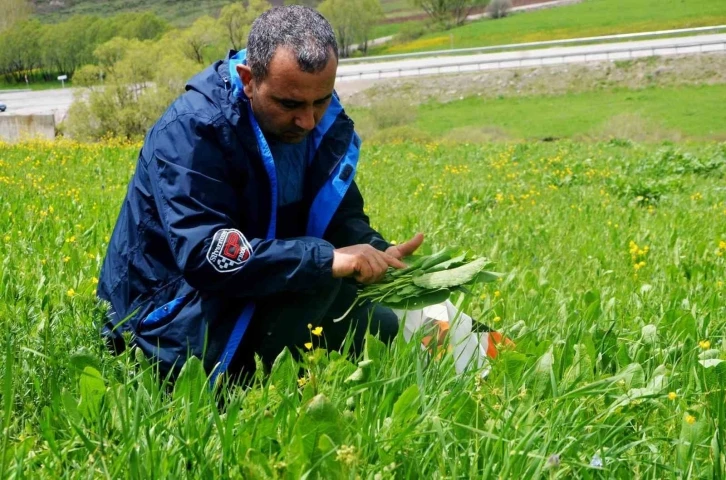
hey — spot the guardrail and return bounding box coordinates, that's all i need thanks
[339,25,726,64]
[336,38,726,81]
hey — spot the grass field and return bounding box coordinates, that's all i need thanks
[353,83,726,143]
[378,0,726,54]
[1,137,726,477]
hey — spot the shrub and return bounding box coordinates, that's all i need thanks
[487,0,512,19]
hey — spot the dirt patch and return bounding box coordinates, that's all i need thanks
[340,52,726,108]
[581,113,685,143]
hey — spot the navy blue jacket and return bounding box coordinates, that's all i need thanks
[97,51,388,381]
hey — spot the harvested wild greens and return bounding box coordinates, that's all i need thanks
[335,248,502,321]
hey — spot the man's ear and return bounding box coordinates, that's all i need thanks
[236,64,255,99]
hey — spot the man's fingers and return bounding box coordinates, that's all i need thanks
[354,256,373,283]
[383,252,407,269]
[397,233,424,258]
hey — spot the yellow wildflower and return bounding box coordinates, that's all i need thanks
[699,340,711,350]
[494,291,501,298]
[63,256,71,263]
[311,326,323,337]
[297,377,307,388]
[304,342,313,350]
[66,288,76,298]
[92,277,99,285]
[686,414,696,425]
[668,392,677,401]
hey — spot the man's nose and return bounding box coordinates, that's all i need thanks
[295,107,316,131]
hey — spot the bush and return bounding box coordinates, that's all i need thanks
[369,98,417,130]
[487,0,512,19]
[63,37,199,140]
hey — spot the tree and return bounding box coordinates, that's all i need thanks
[284,0,321,6]
[175,16,225,64]
[0,0,31,32]
[0,19,42,81]
[66,41,199,140]
[318,0,382,57]
[356,0,384,54]
[219,0,271,51]
[410,0,489,28]
[41,16,103,78]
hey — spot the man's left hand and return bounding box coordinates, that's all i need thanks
[385,232,424,260]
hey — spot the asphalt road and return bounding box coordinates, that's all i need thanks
[2,33,724,122]
[0,87,76,123]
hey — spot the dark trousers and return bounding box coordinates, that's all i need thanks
[226,277,399,382]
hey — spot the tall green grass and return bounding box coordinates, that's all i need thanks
[1,138,725,476]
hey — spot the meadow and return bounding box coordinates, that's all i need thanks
[1,137,726,477]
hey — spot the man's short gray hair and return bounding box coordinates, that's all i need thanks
[246,5,339,80]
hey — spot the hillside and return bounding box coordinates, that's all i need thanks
[30,0,407,26]
[30,0,285,25]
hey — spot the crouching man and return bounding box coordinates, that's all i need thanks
[97,5,424,382]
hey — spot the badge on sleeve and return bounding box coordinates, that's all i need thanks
[206,229,252,273]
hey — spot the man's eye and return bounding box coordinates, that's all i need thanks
[280,101,299,109]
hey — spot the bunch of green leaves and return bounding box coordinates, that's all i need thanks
[336,248,502,321]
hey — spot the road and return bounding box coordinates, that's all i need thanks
[0,87,76,123]
[2,32,724,122]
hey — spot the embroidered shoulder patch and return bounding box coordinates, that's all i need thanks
[206,228,253,273]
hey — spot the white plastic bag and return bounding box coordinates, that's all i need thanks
[392,299,497,377]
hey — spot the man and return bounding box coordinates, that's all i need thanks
[97,5,424,382]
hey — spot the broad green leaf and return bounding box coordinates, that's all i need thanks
[698,358,724,368]
[294,394,343,459]
[269,347,297,392]
[382,289,451,310]
[364,333,386,362]
[413,258,493,289]
[392,384,420,424]
[78,366,105,422]
[173,356,207,404]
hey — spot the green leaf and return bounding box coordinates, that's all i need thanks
[423,253,469,273]
[294,394,344,459]
[78,366,105,422]
[392,384,420,424]
[173,356,207,403]
[413,258,492,289]
[419,247,456,271]
[68,349,101,373]
[699,358,724,368]
[269,347,297,392]
[382,289,451,310]
[620,362,646,390]
[364,333,386,362]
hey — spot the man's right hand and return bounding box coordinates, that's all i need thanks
[332,244,407,284]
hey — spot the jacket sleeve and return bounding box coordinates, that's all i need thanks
[146,111,335,297]
[324,177,390,252]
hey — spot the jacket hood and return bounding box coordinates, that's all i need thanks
[185,50,245,129]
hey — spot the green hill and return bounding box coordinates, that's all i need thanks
[31,0,284,25]
[31,0,408,26]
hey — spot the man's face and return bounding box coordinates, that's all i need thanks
[237,47,337,144]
